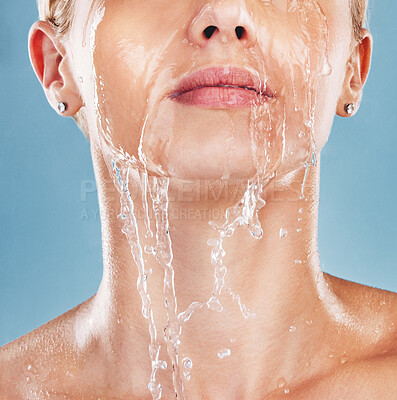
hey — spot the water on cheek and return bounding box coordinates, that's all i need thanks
[81,0,332,398]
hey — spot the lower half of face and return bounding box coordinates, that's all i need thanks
[76,0,350,184]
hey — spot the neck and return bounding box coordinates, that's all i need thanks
[82,142,340,398]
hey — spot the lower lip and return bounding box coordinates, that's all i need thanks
[170,86,268,108]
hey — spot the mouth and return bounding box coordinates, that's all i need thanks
[168,66,275,108]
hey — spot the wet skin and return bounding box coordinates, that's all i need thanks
[1,0,397,399]
[1,273,396,399]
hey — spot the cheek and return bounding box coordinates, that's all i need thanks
[93,68,143,157]
[90,11,163,155]
[311,10,352,151]
[253,2,332,174]
[87,1,190,157]
[311,75,341,151]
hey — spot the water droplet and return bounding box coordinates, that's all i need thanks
[148,382,162,399]
[27,364,38,374]
[340,356,349,364]
[279,228,288,239]
[183,371,191,381]
[182,357,193,369]
[305,319,313,326]
[294,260,302,264]
[159,361,168,370]
[26,377,31,383]
[225,227,235,237]
[144,245,155,254]
[298,131,304,138]
[289,325,297,333]
[296,228,302,233]
[321,59,332,76]
[207,238,218,246]
[217,348,231,359]
[277,377,286,388]
[284,388,290,394]
[78,76,84,83]
[229,337,237,343]
[208,297,223,312]
[298,208,303,214]
[298,217,302,222]
[311,151,317,166]
[328,352,335,358]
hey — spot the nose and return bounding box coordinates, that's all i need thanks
[189,1,257,47]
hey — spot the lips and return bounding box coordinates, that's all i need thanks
[168,67,274,108]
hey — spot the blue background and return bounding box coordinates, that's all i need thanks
[0,1,396,346]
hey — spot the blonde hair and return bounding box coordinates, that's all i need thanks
[37,0,75,37]
[350,0,368,43]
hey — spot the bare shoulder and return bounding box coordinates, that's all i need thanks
[324,272,397,306]
[0,297,94,399]
[324,273,397,337]
[293,351,397,400]
[292,275,397,399]
[322,274,397,372]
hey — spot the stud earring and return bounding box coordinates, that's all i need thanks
[57,102,67,113]
[344,103,355,115]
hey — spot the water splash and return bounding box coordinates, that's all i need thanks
[279,228,288,239]
[147,176,185,398]
[277,377,286,388]
[182,357,193,381]
[217,348,232,359]
[108,161,166,400]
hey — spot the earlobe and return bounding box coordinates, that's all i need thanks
[28,21,83,117]
[336,28,373,118]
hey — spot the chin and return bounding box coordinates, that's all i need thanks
[144,144,257,181]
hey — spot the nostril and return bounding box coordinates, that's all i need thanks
[203,25,218,39]
[235,26,245,40]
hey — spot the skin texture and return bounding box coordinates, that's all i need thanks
[1,0,396,399]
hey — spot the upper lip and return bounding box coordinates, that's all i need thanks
[169,66,274,99]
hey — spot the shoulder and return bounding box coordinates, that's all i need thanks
[320,274,397,386]
[0,298,94,399]
[294,273,397,400]
[296,352,397,400]
[324,273,397,338]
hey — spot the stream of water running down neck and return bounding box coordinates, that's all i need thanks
[108,153,274,399]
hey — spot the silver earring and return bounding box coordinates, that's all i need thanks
[344,103,355,115]
[57,102,67,113]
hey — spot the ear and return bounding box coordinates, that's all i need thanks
[28,20,83,117]
[336,28,373,117]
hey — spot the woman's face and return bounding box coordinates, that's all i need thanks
[69,0,353,181]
